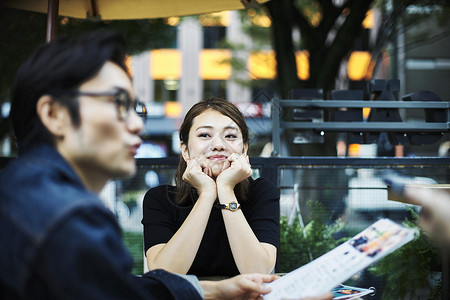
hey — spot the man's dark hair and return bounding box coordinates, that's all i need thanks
[11,30,127,155]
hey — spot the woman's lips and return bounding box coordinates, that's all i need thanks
[208,155,227,161]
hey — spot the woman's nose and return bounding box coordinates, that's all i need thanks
[210,136,226,151]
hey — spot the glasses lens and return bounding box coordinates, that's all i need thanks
[135,101,147,118]
[115,91,130,120]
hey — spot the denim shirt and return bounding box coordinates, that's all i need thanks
[0,144,202,300]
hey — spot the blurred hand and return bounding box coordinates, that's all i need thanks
[200,273,278,300]
[404,185,450,250]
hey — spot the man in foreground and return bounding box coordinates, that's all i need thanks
[0,30,278,299]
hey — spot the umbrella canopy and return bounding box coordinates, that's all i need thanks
[2,0,267,42]
[2,0,266,20]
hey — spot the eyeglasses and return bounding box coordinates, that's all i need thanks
[73,89,147,120]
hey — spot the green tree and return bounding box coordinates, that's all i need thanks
[264,0,449,98]
[265,0,376,97]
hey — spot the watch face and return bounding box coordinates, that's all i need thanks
[229,202,238,210]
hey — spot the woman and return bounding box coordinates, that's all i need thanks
[142,98,279,277]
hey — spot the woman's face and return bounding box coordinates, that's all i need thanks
[181,109,247,177]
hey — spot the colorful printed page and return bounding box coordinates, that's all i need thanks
[263,219,417,300]
[332,284,375,299]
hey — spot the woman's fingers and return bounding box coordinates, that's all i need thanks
[227,153,251,169]
[221,158,231,172]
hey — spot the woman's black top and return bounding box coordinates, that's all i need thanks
[142,177,280,277]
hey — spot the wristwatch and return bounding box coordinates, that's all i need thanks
[219,201,241,211]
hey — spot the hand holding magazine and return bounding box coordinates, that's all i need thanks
[264,218,417,299]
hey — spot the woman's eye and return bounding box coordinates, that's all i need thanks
[198,133,210,138]
[225,134,237,139]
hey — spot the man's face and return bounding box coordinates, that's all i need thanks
[58,62,143,188]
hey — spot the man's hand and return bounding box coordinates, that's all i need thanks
[200,274,278,300]
[404,185,450,250]
[283,292,333,300]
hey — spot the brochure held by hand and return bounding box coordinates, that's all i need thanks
[264,218,417,299]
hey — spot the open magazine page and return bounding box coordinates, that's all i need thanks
[331,285,375,300]
[263,218,417,300]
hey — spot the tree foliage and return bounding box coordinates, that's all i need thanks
[265,0,375,97]
[263,0,449,97]
[279,200,348,272]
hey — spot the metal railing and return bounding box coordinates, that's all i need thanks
[271,98,450,156]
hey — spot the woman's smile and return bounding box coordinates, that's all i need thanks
[208,154,227,161]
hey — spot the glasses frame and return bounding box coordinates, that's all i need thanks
[72,88,147,120]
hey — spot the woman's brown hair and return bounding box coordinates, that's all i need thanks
[174,97,253,205]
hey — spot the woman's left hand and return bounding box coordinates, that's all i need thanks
[216,153,252,190]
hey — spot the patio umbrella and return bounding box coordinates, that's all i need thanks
[2,0,268,41]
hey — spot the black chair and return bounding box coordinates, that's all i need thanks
[402,90,446,145]
[286,89,325,145]
[366,79,408,146]
[329,90,365,144]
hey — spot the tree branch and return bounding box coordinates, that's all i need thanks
[319,0,375,91]
[265,0,301,96]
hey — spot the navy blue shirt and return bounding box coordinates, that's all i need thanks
[142,178,280,277]
[0,144,201,300]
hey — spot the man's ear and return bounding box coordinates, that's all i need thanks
[36,96,69,137]
[180,142,190,162]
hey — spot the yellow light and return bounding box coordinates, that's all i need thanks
[199,49,232,80]
[363,107,371,120]
[165,101,183,118]
[150,49,181,80]
[296,50,309,80]
[60,17,69,25]
[125,55,133,77]
[199,11,230,27]
[347,51,371,81]
[251,14,272,27]
[248,51,276,79]
[310,12,322,27]
[247,8,256,17]
[363,9,374,29]
[166,17,180,26]
[348,144,360,157]
[365,60,375,80]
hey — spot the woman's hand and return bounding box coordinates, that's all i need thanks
[182,156,217,199]
[216,153,252,190]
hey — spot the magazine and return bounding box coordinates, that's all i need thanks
[331,284,375,299]
[263,218,417,300]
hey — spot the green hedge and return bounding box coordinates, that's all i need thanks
[122,231,144,275]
